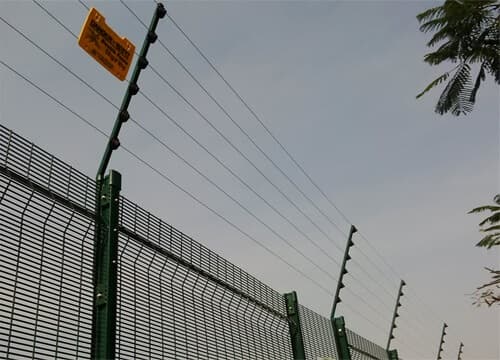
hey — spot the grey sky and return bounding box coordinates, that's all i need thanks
[0,0,498,358]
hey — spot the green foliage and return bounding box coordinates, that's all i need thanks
[469,202,500,306]
[417,0,499,116]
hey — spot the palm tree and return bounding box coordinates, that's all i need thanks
[469,197,500,306]
[416,0,499,116]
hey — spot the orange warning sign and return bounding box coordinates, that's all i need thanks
[78,8,135,81]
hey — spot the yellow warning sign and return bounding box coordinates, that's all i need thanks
[78,8,135,81]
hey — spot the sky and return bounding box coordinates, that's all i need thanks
[0,0,499,359]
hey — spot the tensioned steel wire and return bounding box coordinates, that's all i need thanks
[109,0,406,309]
[49,0,402,330]
[0,58,383,337]
[0,56,332,298]
[120,2,454,356]
[5,2,420,344]
[0,60,398,350]
[3,11,406,324]
[141,1,451,335]
[0,123,294,359]
[4,58,390,357]
[0,122,390,360]
[0,3,446,358]
[143,0,412,294]
[118,0,408,300]
[28,2,404,323]
[5,6,345,292]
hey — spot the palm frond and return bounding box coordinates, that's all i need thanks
[416,72,450,99]
[469,205,500,214]
[479,211,500,227]
[481,225,500,233]
[470,64,486,103]
[419,17,448,33]
[424,41,460,65]
[435,63,473,115]
[416,5,446,23]
[476,233,500,249]
[427,26,453,47]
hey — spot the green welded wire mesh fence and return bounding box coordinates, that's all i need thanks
[0,123,391,359]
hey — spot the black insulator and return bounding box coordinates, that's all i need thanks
[119,110,130,122]
[157,3,167,18]
[148,31,158,44]
[138,56,149,70]
[111,138,120,150]
[129,83,139,95]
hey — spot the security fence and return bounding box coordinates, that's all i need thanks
[0,123,394,359]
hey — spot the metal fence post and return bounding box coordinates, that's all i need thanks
[284,291,306,360]
[91,4,165,359]
[91,170,121,359]
[457,342,464,360]
[333,316,351,360]
[386,279,405,358]
[388,349,399,360]
[330,225,356,360]
[436,323,448,360]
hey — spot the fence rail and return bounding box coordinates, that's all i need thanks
[0,124,392,359]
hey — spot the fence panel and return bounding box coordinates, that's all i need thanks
[0,124,391,360]
[347,328,389,360]
[0,125,95,359]
[116,197,293,359]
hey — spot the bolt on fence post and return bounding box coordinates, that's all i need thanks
[91,170,121,359]
[91,3,166,359]
[457,342,464,360]
[330,225,356,360]
[388,349,399,360]
[284,291,306,360]
[333,316,351,360]
[386,279,406,358]
[436,323,448,360]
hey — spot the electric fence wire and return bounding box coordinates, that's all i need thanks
[25,1,345,284]
[153,2,453,333]
[1,58,401,336]
[0,57,333,297]
[35,0,402,316]
[157,0,413,291]
[393,323,438,355]
[122,1,455,348]
[0,12,341,289]
[9,1,446,339]
[122,0,407,297]
[4,4,403,333]
[118,0,408,304]
[393,336,429,359]
[78,0,440,334]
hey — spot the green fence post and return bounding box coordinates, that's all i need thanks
[386,279,405,358]
[91,170,121,359]
[388,349,399,360]
[330,225,356,319]
[330,225,356,360]
[436,323,448,360]
[284,291,306,360]
[332,316,351,360]
[457,342,464,360]
[91,4,165,359]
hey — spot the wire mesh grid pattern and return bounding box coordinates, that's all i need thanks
[347,329,389,360]
[0,124,392,359]
[0,126,95,359]
[117,197,293,359]
[298,304,338,360]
